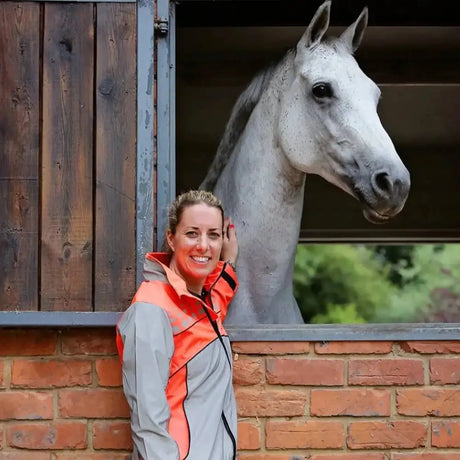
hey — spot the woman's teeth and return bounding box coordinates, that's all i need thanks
[192,256,209,263]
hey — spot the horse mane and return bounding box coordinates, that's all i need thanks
[199,61,279,191]
[199,39,351,192]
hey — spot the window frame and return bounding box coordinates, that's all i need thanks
[0,311,459,341]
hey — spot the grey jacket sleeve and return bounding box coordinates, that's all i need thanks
[117,302,179,460]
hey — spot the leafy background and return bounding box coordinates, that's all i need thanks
[293,244,460,323]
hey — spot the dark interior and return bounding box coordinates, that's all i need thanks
[175,0,460,242]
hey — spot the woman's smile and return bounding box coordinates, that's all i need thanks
[191,256,211,264]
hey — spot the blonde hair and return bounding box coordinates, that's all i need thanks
[162,190,224,253]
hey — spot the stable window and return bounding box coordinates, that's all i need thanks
[157,0,460,338]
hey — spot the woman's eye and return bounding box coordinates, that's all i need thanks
[209,232,221,239]
[186,231,198,237]
[312,82,333,99]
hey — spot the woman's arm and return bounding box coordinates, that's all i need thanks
[118,302,179,460]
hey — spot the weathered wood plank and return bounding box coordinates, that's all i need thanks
[41,3,94,311]
[0,3,40,311]
[94,3,136,311]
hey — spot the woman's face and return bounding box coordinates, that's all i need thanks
[167,203,223,293]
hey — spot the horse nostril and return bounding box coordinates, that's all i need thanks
[373,171,393,196]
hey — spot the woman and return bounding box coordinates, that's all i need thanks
[117,190,239,460]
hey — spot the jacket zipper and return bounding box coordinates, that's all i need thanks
[206,264,236,459]
[203,306,231,366]
[202,307,236,460]
[221,411,237,460]
[203,263,233,367]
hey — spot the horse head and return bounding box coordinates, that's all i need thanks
[278,0,410,223]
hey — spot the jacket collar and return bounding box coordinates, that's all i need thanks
[143,252,225,299]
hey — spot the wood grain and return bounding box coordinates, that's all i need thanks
[41,3,94,311]
[94,3,136,311]
[0,3,40,310]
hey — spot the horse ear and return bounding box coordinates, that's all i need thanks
[297,0,331,51]
[340,6,368,53]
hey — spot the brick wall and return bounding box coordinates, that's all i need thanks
[0,329,459,459]
[0,328,131,460]
[234,340,460,460]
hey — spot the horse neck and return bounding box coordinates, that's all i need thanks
[216,52,305,262]
[224,51,305,215]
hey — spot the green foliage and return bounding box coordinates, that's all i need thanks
[293,243,460,324]
[372,245,415,286]
[293,244,395,323]
[310,303,366,324]
[374,244,460,323]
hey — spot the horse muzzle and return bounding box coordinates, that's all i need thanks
[354,168,411,224]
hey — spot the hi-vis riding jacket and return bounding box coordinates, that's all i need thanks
[116,252,239,460]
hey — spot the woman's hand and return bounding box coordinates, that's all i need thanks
[221,217,238,267]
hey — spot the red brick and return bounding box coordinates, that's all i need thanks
[237,421,260,450]
[93,421,132,450]
[95,358,122,386]
[7,422,87,449]
[58,389,130,418]
[61,328,117,355]
[311,455,386,460]
[430,357,460,384]
[12,359,91,388]
[0,454,51,460]
[396,388,460,416]
[55,455,131,460]
[348,359,424,385]
[348,421,427,449]
[233,358,264,385]
[392,454,460,460]
[235,388,306,417]
[232,341,309,355]
[266,358,343,385]
[432,420,460,447]
[311,388,390,416]
[0,391,53,420]
[0,329,57,356]
[315,341,392,354]
[400,341,460,354]
[266,420,344,449]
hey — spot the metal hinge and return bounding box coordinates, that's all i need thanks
[154,18,169,36]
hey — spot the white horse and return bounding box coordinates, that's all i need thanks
[200,1,411,324]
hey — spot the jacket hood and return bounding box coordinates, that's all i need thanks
[143,252,171,282]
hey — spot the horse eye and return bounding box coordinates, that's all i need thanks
[312,83,332,99]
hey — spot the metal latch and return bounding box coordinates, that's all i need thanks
[154,18,169,36]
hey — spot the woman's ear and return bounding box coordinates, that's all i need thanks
[166,229,174,253]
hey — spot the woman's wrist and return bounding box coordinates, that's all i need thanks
[226,259,237,270]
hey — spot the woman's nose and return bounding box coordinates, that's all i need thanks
[196,235,209,250]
